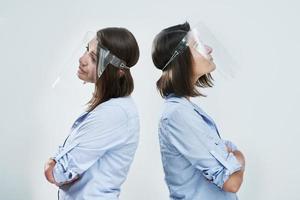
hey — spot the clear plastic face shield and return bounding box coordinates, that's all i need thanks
[52,31,129,89]
[49,30,132,118]
[51,31,95,89]
[163,22,239,79]
[45,31,96,141]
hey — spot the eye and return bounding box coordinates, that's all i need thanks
[85,46,89,52]
[89,54,97,62]
[90,52,97,62]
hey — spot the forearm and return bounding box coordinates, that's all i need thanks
[223,168,244,192]
[233,150,245,170]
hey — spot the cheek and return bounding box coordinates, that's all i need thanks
[195,57,208,71]
[192,50,214,75]
[194,58,214,77]
[89,64,97,78]
[202,58,214,71]
[79,63,97,81]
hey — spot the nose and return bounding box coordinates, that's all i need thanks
[79,54,88,66]
[205,45,213,54]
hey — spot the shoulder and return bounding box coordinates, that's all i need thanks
[76,99,131,136]
[86,96,138,123]
[161,98,195,123]
[160,98,210,133]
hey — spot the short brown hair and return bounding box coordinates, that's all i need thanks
[152,22,213,98]
[87,27,139,112]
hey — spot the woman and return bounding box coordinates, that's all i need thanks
[152,22,246,200]
[44,27,140,200]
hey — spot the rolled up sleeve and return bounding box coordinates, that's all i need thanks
[52,141,80,185]
[222,140,239,152]
[52,105,128,186]
[166,109,242,188]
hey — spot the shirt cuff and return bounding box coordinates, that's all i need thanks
[226,152,242,173]
[206,151,242,188]
[52,143,79,185]
[52,160,79,185]
[223,140,238,152]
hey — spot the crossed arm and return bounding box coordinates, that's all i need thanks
[44,158,79,187]
[45,146,245,191]
[222,146,246,193]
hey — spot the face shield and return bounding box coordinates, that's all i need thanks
[44,31,95,141]
[52,31,130,89]
[51,31,95,89]
[162,22,239,79]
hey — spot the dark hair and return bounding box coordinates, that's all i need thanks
[87,27,139,112]
[152,22,213,98]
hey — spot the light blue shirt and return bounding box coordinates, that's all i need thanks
[52,96,139,200]
[158,94,242,200]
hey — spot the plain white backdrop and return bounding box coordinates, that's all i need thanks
[0,0,300,199]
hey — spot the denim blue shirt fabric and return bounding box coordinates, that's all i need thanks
[52,96,139,200]
[158,94,242,200]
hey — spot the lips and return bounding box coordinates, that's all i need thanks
[78,66,87,74]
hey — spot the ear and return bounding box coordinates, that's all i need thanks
[117,69,125,77]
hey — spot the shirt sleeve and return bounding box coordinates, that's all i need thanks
[52,105,128,186]
[165,108,242,189]
[222,140,239,152]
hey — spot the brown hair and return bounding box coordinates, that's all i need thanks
[87,27,139,112]
[152,22,213,98]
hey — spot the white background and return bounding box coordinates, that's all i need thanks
[0,0,300,199]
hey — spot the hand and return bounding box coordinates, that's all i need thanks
[224,140,238,152]
[226,145,234,153]
[223,140,246,170]
[44,158,57,184]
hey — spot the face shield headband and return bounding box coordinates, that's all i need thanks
[97,45,129,78]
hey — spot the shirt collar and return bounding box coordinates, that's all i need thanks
[165,93,192,107]
[165,94,207,116]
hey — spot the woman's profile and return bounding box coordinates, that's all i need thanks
[152,22,246,200]
[44,27,140,200]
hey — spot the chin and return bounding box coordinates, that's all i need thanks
[210,63,216,72]
[77,74,86,81]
